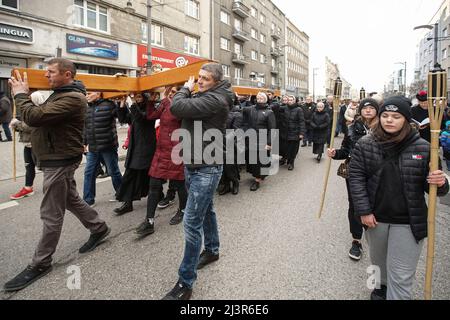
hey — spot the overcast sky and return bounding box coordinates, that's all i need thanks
[273,0,443,96]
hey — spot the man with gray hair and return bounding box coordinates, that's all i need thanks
[163,62,234,300]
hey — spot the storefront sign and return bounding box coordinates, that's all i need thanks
[66,34,118,59]
[0,23,33,44]
[0,56,27,78]
[137,45,203,70]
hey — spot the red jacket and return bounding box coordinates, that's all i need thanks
[147,97,184,180]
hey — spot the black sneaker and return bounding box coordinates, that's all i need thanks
[79,226,111,254]
[250,181,260,191]
[162,281,192,300]
[349,240,362,261]
[4,264,53,292]
[288,164,294,171]
[197,250,219,270]
[370,285,387,300]
[135,220,155,236]
[169,209,184,225]
[157,197,175,209]
[114,202,133,216]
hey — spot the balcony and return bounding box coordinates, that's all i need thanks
[271,29,281,40]
[271,67,279,74]
[232,29,250,42]
[232,53,248,65]
[232,0,250,18]
[270,48,280,56]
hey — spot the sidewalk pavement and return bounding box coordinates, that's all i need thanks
[0,126,129,181]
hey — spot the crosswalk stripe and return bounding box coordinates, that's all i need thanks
[0,201,19,211]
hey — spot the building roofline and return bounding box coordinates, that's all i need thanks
[286,18,309,39]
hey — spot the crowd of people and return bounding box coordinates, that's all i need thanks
[3,58,449,300]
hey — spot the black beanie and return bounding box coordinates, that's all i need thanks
[380,96,412,122]
[358,98,379,114]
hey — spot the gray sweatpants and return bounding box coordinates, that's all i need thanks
[31,162,106,267]
[365,223,424,300]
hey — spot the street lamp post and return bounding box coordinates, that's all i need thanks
[125,1,168,76]
[313,67,319,102]
[395,61,407,96]
[414,23,439,68]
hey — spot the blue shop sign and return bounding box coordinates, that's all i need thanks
[66,34,118,59]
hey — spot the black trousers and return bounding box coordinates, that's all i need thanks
[146,177,187,219]
[345,179,363,240]
[279,138,288,159]
[286,140,300,164]
[24,146,36,187]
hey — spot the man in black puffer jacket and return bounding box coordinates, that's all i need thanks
[349,96,449,300]
[83,92,123,206]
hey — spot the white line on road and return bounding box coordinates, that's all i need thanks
[0,201,19,211]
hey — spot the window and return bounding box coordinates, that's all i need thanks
[271,40,276,49]
[220,10,230,24]
[260,13,266,24]
[74,0,108,32]
[250,6,257,17]
[222,65,230,77]
[0,0,18,10]
[260,54,266,64]
[443,28,448,37]
[251,28,258,39]
[271,76,276,86]
[260,33,266,44]
[184,35,199,55]
[251,50,258,60]
[185,0,199,19]
[272,58,276,68]
[443,48,448,60]
[234,43,243,55]
[220,37,230,51]
[271,22,275,31]
[234,18,243,31]
[142,23,163,46]
[235,67,243,79]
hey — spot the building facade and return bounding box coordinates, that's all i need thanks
[285,18,309,98]
[212,0,286,90]
[414,0,450,97]
[0,0,309,95]
[324,56,340,97]
[0,0,209,93]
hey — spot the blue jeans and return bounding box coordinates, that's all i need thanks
[83,149,123,205]
[178,165,223,288]
[1,122,12,141]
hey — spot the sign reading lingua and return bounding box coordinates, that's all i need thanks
[0,23,34,44]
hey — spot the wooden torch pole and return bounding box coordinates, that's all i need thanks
[318,78,343,219]
[424,66,447,300]
[11,88,17,182]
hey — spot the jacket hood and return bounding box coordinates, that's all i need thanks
[53,80,87,95]
[208,80,234,106]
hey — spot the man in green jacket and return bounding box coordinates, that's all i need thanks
[4,58,111,292]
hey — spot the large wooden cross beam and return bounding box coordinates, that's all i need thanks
[12,59,281,97]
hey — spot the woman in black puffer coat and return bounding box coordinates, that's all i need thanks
[327,98,379,262]
[310,102,330,162]
[244,92,276,191]
[349,96,449,300]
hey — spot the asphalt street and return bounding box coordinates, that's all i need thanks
[0,136,449,300]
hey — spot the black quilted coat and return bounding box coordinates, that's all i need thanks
[349,133,449,241]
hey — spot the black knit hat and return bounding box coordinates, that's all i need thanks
[416,90,427,102]
[380,96,412,122]
[358,98,379,114]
